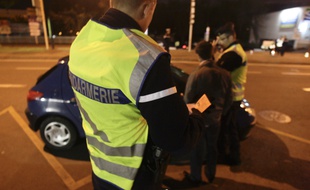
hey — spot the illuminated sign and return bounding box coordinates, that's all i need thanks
[280,8,300,28]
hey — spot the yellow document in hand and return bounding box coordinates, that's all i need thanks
[195,94,211,113]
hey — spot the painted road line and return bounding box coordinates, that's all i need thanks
[171,60,197,64]
[303,88,310,92]
[248,71,262,74]
[16,67,50,70]
[0,106,91,190]
[1,59,56,63]
[282,72,310,76]
[258,125,310,145]
[250,63,310,68]
[0,84,26,88]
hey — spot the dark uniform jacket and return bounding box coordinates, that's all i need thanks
[184,60,233,125]
[216,41,245,72]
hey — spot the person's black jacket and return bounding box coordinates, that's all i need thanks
[184,60,233,125]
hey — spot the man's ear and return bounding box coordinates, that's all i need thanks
[141,3,150,19]
[142,1,155,19]
[134,2,147,20]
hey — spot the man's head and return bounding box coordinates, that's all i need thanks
[110,0,157,32]
[195,40,213,61]
[216,22,236,49]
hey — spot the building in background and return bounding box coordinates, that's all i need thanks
[252,6,310,50]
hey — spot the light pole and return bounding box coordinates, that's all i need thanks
[188,0,195,52]
[32,0,49,50]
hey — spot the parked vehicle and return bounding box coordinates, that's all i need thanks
[25,56,189,150]
[25,56,256,150]
[25,56,81,150]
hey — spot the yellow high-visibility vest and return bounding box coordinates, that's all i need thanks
[68,20,165,189]
[220,44,247,101]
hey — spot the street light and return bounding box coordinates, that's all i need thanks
[188,0,195,52]
[32,0,49,50]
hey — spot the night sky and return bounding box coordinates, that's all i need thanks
[1,0,32,9]
[4,0,310,44]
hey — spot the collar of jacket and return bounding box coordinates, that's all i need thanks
[224,41,239,51]
[97,8,142,31]
[199,59,215,68]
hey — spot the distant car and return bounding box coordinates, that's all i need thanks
[25,56,256,150]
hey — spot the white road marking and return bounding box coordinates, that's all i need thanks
[259,110,291,123]
[171,60,197,64]
[249,63,310,68]
[0,106,92,190]
[1,59,56,63]
[16,67,50,70]
[248,71,262,74]
[258,125,310,145]
[282,72,310,76]
[303,88,310,92]
[0,84,26,88]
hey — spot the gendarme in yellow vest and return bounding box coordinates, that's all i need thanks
[68,20,165,189]
[220,44,247,101]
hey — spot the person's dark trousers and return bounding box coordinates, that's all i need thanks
[228,101,241,164]
[204,122,221,182]
[280,42,288,56]
[92,172,122,190]
[190,122,220,183]
[218,101,241,165]
[164,38,170,53]
[189,128,206,182]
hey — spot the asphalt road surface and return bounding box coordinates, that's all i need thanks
[0,46,309,190]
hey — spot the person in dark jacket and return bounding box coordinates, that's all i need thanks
[216,22,247,166]
[183,40,232,186]
[163,28,171,53]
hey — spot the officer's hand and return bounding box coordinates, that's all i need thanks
[186,103,196,114]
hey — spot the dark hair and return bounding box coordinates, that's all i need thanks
[216,22,236,36]
[195,40,213,60]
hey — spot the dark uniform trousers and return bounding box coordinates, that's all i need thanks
[218,100,241,164]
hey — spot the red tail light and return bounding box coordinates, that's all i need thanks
[27,90,43,101]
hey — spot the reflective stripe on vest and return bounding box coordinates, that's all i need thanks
[69,21,167,189]
[87,135,145,157]
[90,155,138,180]
[139,86,177,103]
[222,44,247,101]
[74,97,110,143]
[123,29,176,105]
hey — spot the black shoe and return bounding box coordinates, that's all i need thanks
[226,155,241,166]
[217,155,241,166]
[204,165,216,183]
[183,171,207,187]
[227,159,241,166]
[217,153,228,164]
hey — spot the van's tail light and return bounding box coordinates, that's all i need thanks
[27,90,43,101]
